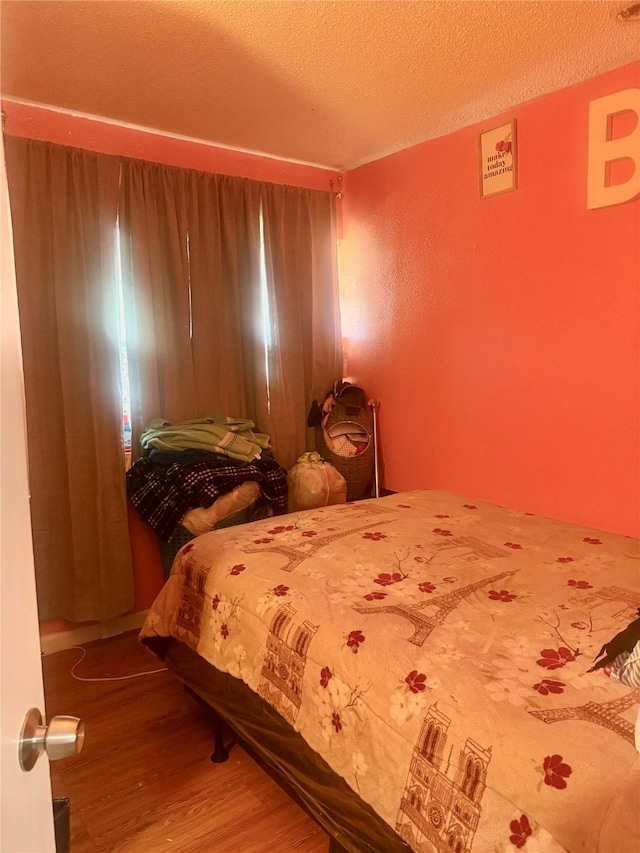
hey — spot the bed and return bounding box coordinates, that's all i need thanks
[140,490,640,853]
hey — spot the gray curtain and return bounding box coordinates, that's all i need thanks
[120,161,342,470]
[4,137,342,623]
[117,159,195,456]
[5,136,134,623]
[186,170,263,421]
[257,182,343,469]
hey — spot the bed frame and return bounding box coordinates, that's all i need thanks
[144,636,410,853]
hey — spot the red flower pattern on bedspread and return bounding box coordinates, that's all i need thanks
[273,584,289,596]
[556,556,575,563]
[509,814,532,848]
[405,671,427,693]
[220,624,229,639]
[331,711,342,733]
[363,591,387,601]
[533,678,566,696]
[302,530,317,537]
[418,581,436,594]
[536,647,575,670]
[320,667,332,688]
[432,528,453,536]
[488,589,518,602]
[212,594,220,611]
[504,542,523,549]
[542,754,572,789]
[567,579,592,589]
[374,572,404,586]
[253,537,273,544]
[434,514,450,519]
[362,531,387,541]
[229,564,246,576]
[583,537,602,545]
[463,504,478,509]
[268,524,294,534]
[346,630,365,653]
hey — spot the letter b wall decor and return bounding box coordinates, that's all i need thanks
[587,88,640,210]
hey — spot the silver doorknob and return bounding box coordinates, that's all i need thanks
[19,707,85,772]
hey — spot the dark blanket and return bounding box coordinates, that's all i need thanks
[126,454,288,541]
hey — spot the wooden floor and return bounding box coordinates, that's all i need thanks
[43,630,329,853]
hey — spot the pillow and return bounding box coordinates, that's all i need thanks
[180,481,261,536]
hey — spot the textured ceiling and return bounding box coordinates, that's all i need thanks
[1,1,638,170]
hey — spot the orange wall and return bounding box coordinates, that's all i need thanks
[1,100,339,190]
[339,63,640,537]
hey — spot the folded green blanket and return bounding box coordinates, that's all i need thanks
[140,417,271,463]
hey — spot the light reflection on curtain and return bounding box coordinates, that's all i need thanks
[4,137,342,621]
[118,159,195,456]
[120,161,342,470]
[5,137,134,623]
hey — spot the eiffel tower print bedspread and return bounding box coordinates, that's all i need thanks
[140,490,640,853]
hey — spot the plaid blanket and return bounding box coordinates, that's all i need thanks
[127,455,288,541]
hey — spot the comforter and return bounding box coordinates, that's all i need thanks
[140,491,640,853]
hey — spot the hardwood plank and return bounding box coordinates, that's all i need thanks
[43,630,328,853]
[66,813,99,853]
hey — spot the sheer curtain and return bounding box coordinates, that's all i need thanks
[120,161,342,470]
[257,182,342,468]
[185,170,263,420]
[118,159,196,456]
[4,136,342,621]
[4,137,134,623]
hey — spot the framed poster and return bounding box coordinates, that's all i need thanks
[479,119,517,198]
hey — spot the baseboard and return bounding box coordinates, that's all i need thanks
[40,610,148,655]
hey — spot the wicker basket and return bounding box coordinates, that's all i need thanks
[315,426,374,501]
[314,382,374,502]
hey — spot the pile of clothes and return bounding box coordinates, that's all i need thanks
[126,417,288,542]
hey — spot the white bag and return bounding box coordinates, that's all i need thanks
[287,451,347,512]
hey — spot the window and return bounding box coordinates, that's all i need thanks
[115,219,132,465]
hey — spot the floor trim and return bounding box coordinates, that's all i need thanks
[40,610,148,655]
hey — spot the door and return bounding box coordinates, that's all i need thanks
[0,136,56,851]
